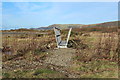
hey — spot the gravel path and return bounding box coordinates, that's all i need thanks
[44,48,81,78]
[45,48,76,67]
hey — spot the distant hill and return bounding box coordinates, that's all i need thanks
[31,24,84,30]
[31,27,53,30]
[31,21,118,30]
[84,21,118,28]
[48,24,84,29]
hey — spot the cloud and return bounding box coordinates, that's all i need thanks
[2,2,118,30]
[10,2,64,21]
[13,2,52,14]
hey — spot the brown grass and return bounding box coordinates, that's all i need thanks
[2,27,118,78]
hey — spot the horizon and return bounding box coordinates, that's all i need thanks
[2,2,118,30]
[2,20,118,30]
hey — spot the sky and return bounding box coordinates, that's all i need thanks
[2,2,118,30]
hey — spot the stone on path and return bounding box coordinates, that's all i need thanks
[45,48,76,67]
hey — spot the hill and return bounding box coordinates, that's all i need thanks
[31,24,84,30]
[84,21,118,28]
[31,21,118,30]
[48,24,84,29]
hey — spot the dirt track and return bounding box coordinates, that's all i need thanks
[44,48,80,78]
[45,48,76,67]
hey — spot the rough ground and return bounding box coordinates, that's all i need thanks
[44,48,80,78]
[45,48,76,67]
[3,48,79,78]
[3,48,118,78]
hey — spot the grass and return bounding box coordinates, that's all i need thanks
[71,60,118,78]
[2,73,10,78]
[2,28,118,78]
[2,69,65,78]
[33,69,56,75]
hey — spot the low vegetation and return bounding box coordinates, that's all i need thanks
[2,26,118,78]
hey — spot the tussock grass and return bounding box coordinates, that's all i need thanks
[2,27,118,78]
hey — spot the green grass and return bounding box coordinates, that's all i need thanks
[2,69,65,78]
[76,60,118,78]
[33,69,56,76]
[3,73,10,78]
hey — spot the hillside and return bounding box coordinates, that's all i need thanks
[31,21,118,30]
[84,21,118,28]
[48,24,84,29]
[31,24,84,30]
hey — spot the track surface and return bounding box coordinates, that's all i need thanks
[45,48,76,67]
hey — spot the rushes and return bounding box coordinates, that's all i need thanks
[2,29,118,62]
[94,33,118,61]
[74,32,118,62]
[2,33,56,61]
[2,28,118,78]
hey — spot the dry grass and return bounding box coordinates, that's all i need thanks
[2,31,56,62]
[2,28,118,78]
[74,32,118,62]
